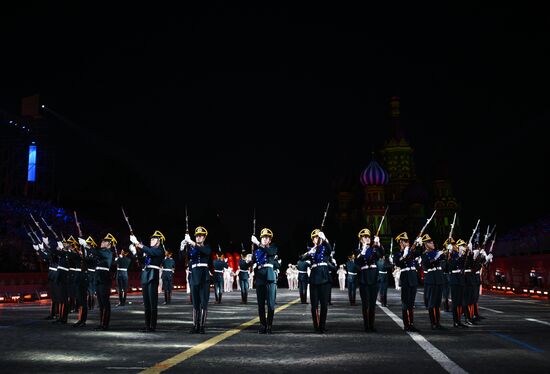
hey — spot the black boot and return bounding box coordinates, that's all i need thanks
[94,307,104,330]
[150,310,157,332]
[102,308,110,330]
[258,312,267,334]
[46,301,57,320]
[199,308,207,334]
[408,308,419,332]
[311,308,319,332]
[163,291,168,305]
[319,307,328,334]
[189,309,199,333]
[142,309,151,332]
[219,293,222,304]
[363,308,370,332]
[168,291,172,304]
[444,299,450,312]
[122,291,127,306]
[267,310,274,334]
[402,310,410,331]
[435,307,444,329]
[368,307,376,332]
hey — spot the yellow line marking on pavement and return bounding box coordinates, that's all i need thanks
[140,298,301,373]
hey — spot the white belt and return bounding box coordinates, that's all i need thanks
[49,267,57,271]
[298,270,308,274]
[192,263,208,268]
[117,268,128,272]
[69,267,81,272]
[96,266,110,271]
[258,264,274,269]
[311,262,327,268]
[464,269,472,273]
[401,267,415,272]
[347,272,357,275]
[427,267,441,272]
[475,271,480,274]
[57,266,69,271]
[146,265,161,270]
[162,269,174,272]
[87,269,95,272]
[361,264,378,270]
[452,269,462,273]
[379,271,387,274]
[214,270,224,273]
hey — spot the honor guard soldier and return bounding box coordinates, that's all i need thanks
[420,234,444,329]
[86,240,98,311]
[441,241,451,312]
[130,230,165,332]
[34,236,60,320]
[471,243,486,321]
[251,228,278,334]
[393,232,420,332]
[462,240,476,325]
[377,252,392,307]
[161,249,176,305]
[51,236,75,324]
[344,253,358,306]
[355,228,384,332]
[302,229,334,333]
[213,251,228,304]
[238,252,252,303]
[181,226,212,334]
[90,233,116,330]
[448,239,467,328]
[296,255,311,304]
[114,247,132,307]
[71,236,96,327]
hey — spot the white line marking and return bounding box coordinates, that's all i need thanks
[478,306,504,314]
[377,302,468,374]
[525,318,550,326]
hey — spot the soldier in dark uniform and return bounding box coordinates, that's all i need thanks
[130,230,165,332]
[462,240,476,325]
[355,228,383,332]
[213,251,228,304]
[69,236,94,327]
[301,229,334,333]
[114,247,132,306]
[86,243,97,311]
[441,240,452,312]
[90,233,116,330]
[393,232,420,332]
[67,238,80,314]
[377,252,392,307]
[238,252,252,303]
[35,237,59,320]
[297,256,311,304]
[420,234,444,329]
[252,228,278,334]
[181,226,212,334]
[161,249,176,305]
[50,236,75,324]
[472,243,487,321]
[344,253,358,306]
[448,238,467,328]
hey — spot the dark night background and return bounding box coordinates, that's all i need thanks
[1,3,548,259]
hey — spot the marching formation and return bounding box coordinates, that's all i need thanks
[27,207,496,335]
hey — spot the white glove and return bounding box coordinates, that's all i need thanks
[332,258,336,265]
[38,243,44,250]
[129,244,137,255]
[251,235,260,246]
[473,249,480,259]
[467,242,473,251]
[318,231,327,241]
[361,247,367,256]
[403,247,410,257]
[78,237,87,247]
[130,235,139,245]
[224,258,228,262]
[480,249,487,257]
[446,244,453,251]
[33,244,39,251]
[57,241,63,250]
[486,253,493,262]
[415,237,422,246]
[434,251,442,260]
[417,257,422,265]
[374,236,380,246]
[42,237,49,246]
[308,247,316,255]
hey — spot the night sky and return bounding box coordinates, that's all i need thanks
[1,3,548,256]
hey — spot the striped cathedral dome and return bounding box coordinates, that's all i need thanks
[360,160,389,186]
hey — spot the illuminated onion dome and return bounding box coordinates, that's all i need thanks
[360,160,389,186]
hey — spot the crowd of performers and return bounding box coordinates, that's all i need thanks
[30,223,494,334]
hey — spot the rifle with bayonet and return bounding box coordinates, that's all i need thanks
[376,206,389,237]
[73,211,83,238]
[30,213,46,238]
[483,225,496,248]
[41,216,59,240]
[411,209,437,252]
[251,208,256,253]
[320,202,330,231]
[24,224,39,245]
